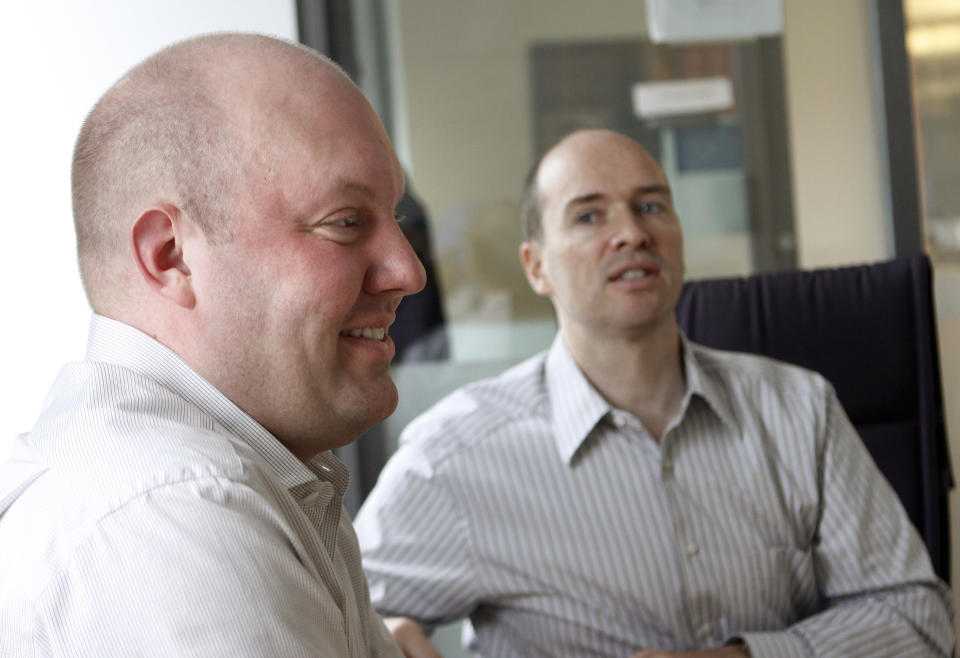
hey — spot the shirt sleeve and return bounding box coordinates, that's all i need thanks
[739,387,954,657]
[355,439,479,632]
[34,478,399,658]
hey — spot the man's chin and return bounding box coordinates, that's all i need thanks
[345,378,399,434]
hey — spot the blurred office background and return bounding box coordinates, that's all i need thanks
[2,0,959,650]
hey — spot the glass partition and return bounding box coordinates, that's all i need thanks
[904,0,960,257]
[381,0,794,366]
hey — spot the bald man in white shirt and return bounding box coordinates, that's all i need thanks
[0,33,424,657]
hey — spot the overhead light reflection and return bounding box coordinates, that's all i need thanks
[907,22,960,57]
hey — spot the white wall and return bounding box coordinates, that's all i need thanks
[0,1,297,451]
[781,0,892,268]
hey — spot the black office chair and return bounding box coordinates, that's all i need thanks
[675,253,953,581]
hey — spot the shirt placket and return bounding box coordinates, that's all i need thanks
[292,478,366,658]
[661,418,725,650]
[609,410,703,649]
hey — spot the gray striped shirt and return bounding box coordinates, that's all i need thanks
[356,333,953,657]
[0,315,400,658]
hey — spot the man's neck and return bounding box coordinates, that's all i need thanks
[562,320,686,442]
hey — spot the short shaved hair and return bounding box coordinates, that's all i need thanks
[522,135,569,243]
[521,158,545,243]
[71,33,344,310]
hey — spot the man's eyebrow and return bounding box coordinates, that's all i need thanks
[564,184,672,210]
[337,178,407,206]
[635,184,672,198]
[565,192,605,209]
[338,180,377,198]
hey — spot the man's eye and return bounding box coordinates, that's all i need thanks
[329,214,359,228]
[638,202,664,214]
[575,211,599,224]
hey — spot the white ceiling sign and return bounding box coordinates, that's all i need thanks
[646,0,784,43]
[632,76,735,119]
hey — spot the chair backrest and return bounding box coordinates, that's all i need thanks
[675,253,952,581]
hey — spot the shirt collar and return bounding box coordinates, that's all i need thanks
[85,314,347,494]
[545,331,738,465]
[545,334,612,465]
[678,332,738,434]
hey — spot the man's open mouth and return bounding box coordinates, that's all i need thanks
[340,328,387,341]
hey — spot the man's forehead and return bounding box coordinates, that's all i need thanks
[332,169,406,204]
[237,67,389,167]
[539,135,668,208]
[187,41,402,210]
[243,128,403,217]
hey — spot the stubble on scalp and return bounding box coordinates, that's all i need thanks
[70,33,348,313]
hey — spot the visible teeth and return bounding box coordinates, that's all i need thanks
[342,328,386,340]
[620,269,648,280]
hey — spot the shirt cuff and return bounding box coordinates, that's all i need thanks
[735,631,811,658]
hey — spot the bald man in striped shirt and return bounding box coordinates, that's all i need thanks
[0,34,424,656]
[356,129,953,657]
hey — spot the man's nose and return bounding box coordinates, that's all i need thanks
[609,206,651,251]
[367,219,427,296]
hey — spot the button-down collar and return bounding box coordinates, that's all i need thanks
[545,334,611,465]
[545,331,738,465]
[679,333,738,435]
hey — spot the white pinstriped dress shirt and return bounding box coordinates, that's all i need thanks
[0,315,401,658]
[356,333,954,657]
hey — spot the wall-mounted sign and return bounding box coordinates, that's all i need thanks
[647,0,784,43]
[631,76,735,119]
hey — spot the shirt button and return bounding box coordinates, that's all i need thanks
[686,541,700,556]
[612,414,627,428]
[662,457,674,473]
[302,490,321,504]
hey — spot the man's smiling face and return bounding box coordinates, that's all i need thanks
[187,58,425,458]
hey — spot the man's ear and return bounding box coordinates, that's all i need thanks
[520,240,553,297]
[130,205,196,309]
